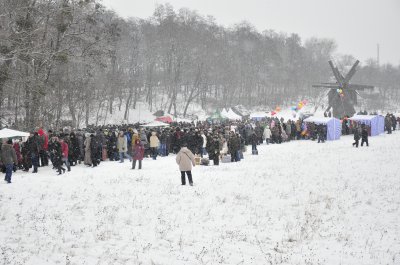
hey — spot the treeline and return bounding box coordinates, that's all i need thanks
[0,0,399,129]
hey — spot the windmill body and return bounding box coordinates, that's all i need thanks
[313,60,374,118]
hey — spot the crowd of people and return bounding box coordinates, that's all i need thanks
[0,113,399,184]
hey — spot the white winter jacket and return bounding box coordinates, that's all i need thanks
[263,127,272,139]
[176,147,195,171]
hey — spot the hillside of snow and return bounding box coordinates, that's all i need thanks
[0,133,399,264]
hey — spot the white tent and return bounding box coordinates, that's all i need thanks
[250,112,268,121]
[0,128,30,139]
[221,108,242,120]
[303,117,341,140]
[175,117,193,123]
[140,121,170,128]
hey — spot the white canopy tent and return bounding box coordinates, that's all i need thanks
[250,112,268,121]
[221,108,242,120]
[175,117,193,123]
[0,128,30,139]
[303,116,341,140]
[139,121,170,128]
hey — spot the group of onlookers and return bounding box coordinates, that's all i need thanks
[1,112,399,184]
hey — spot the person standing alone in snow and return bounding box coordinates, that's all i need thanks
[176,143,196,186]
[132,139,144,170]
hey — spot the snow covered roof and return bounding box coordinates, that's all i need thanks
[349,115,379,121]
[140,121,170,127]
[0,128,30,138]
[303,117,334,124]
[250,112,268,118]
[230,105,254,116]
[175,117,193,123]
[221,108,242,120]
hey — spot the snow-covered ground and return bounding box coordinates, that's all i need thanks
[0,133,399,265]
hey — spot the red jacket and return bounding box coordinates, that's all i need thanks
[133,143,145,161]
[13,143,22,163]
[61,141,68,159]
[38,128,49,150]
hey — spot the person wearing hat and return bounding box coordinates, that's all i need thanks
[176,142,196,186]
[1,139,18,183]
[149,131,159,160]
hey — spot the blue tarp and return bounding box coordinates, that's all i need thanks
[303,117,342,140]
[349,115,385,136]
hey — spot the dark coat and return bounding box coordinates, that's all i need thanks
[51,141,63,167]
[354,129,360,141]
[361,128,368,140]
[21,142,32,168]
[159,131,168,144]
[194,133,203,150]
[26,135,41,155]
[229,135,241,152]
[250,133,258,146]
[90,135,99,161]
[1,143,17,165]
[206,137,220,159]
[69,133,80,161]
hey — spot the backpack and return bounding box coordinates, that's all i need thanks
[200,157,209,166]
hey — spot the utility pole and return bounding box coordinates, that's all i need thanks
[377,43,380,67]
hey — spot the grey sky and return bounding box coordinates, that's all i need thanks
[102,0,400,65]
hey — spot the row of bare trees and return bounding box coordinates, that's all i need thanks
[0,1,399,129]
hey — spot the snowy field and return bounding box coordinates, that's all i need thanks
[0,134,399,265]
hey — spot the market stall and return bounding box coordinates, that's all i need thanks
[303,117,341,140]
[349,115,385,136]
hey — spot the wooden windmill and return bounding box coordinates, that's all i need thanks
[312,60,374,118]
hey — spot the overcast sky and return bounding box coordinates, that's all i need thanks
[102,0,400,66]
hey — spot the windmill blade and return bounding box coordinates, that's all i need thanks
[337,67,345,84]
[346,83,374,90]
[344,60,360,84]
[312,84,340,89]
[325,90,331,97]
[328,60,343,87]
[325,105,332,113]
